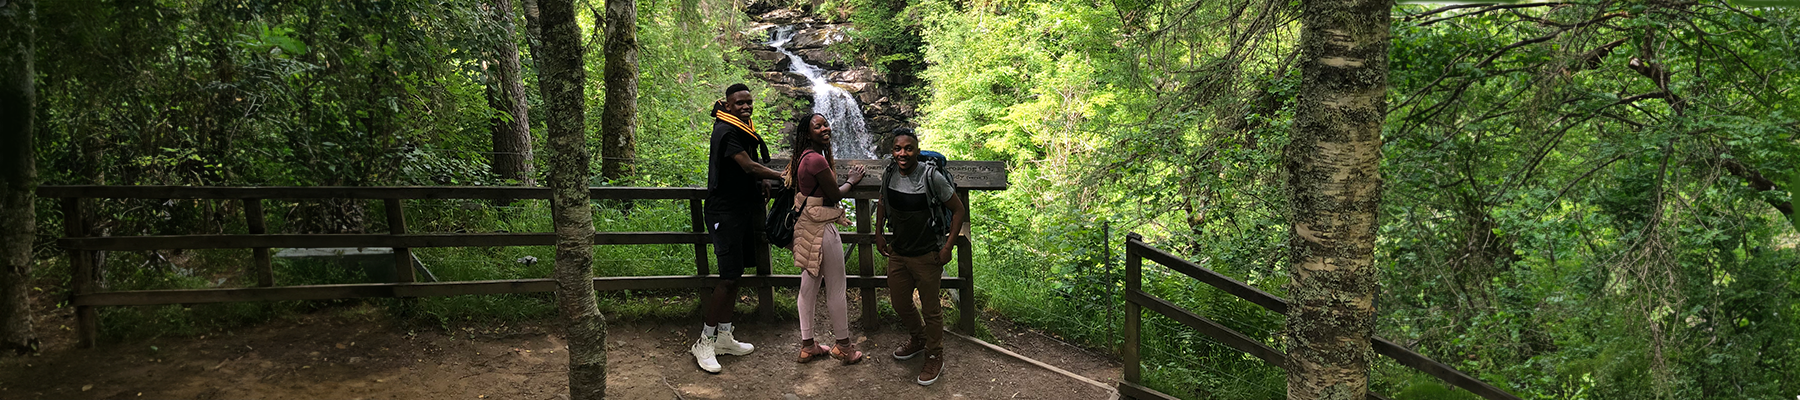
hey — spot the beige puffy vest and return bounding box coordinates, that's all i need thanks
[790,194,852,276]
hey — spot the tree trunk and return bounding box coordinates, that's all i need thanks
[1283,0,1389,397]
[522,0,543,51]
[535,0,607,398]
[0,0,40,355]
[487,0,536,186]
[598,0,637,184]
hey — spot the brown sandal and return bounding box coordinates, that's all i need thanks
[797,342,831,363]
[830,340,865,365]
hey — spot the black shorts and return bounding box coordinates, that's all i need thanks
[705,209,763,281]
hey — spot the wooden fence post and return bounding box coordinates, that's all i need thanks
[384,199,415,283]
[245,199,273,287]
[690,199,709,278]
[956,239,975,335]
[856,199,876,330]
[62,198,97,348]
[955,188,975,334]
[1124,233,1143,387]
[691,198,725,316]
[756,228,774,322]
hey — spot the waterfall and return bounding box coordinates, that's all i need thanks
[769,26,875,159]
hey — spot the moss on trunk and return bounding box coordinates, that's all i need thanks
[1283,0,1390,397]
[537,0,608,397]
[0,0,39,355]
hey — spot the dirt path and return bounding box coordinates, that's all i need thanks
[0,305,1118,399]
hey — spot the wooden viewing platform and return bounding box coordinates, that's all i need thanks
[37,159,1009,349]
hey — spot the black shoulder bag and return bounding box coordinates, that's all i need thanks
[765,151,819,249]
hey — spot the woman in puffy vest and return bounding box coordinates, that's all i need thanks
[785,112,866,364]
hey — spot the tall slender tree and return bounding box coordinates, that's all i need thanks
[486,0,535,186]
[536,0,607,397]
[1283,0,1390,397]
[0,0,39,355]
[598,0,638,183]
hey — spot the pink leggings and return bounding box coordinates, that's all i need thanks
[798,228,849,341]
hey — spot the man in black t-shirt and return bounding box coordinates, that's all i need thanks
[692,83,783,374]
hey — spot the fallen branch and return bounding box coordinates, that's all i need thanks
[662,375,687,400]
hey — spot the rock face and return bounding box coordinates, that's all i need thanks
[783,25,849,49]
[738,8,916,146]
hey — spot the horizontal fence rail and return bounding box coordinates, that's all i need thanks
[39,160,1007,348]
[59,232,942,251]
[1120,233,1521,400]
[72,275,973,306]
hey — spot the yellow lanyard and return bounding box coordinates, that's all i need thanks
[714,110,759,142]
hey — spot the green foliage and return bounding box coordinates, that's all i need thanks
[20,0,1800,399]
[32,0,766,339]
[845,0,925,92]
[910,0,1800,398]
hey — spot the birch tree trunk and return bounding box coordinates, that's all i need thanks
[598,0,637,184]
[536,0,607,397]
[1283,0,1390,397]
[487,0,535,186]
[0,0,40,355]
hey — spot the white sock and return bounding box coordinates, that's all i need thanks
[703,324,717,338]
[718,322,733,333]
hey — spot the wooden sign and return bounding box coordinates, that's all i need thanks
[762,159,1009,192]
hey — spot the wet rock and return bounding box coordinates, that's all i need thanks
[743,23,777,39]
[770,83,813,99]
[745,0,782,15]
[855,90,883,105]
[751,72,787,86]
[866,115,908,137]
[746,50,788,70]
[833,82,877,94]
[785,25,849,49]
[792,48,848,70]
[753,71,808,87]
[757,8,808,24]
[826,67,886,83]
[865,97,916,118]
[890,102,918,118]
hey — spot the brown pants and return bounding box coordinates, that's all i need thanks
[887,252,947,355]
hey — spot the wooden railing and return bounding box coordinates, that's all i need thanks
[1119,233,1521,400]
[41,159,1008,348]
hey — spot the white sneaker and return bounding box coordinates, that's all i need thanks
[714,328,756,356]
[691,336,722,373]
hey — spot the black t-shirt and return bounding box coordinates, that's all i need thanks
[705,119,766,213]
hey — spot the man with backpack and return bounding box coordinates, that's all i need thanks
[874,128,967,386]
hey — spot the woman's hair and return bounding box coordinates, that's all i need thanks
[787,113,833,185]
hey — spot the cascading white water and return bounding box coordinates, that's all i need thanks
[769,26,875,159]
